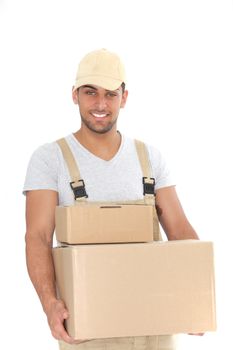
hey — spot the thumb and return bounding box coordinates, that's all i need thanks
[63,310,69,320]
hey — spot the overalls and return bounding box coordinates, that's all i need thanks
[56,138,176,350]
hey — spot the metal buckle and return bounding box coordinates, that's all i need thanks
[142,177,155,195]
[70,179,88,200]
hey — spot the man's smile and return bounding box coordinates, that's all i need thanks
[91,112,109,119]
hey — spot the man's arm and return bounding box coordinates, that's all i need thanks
[155,186,199,240]
[25,190,76,344]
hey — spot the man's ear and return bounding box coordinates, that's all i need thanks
[72,88,79,105]
[120,90,128,108]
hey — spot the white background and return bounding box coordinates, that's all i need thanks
[0,0,233,349]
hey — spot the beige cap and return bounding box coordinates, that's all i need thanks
[73,48,126,91]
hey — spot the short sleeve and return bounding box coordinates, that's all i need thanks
[23,142,60,195]
[147,144,175,191]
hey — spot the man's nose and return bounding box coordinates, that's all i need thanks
[95,95,107,109]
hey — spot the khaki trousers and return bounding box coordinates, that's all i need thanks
[59,335,177,350]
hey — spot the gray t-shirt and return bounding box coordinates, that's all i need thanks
[23,134,174,205]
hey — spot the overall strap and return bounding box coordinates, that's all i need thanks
[135,139,161,241]
[56,138,88,202]
[134,139,155,205]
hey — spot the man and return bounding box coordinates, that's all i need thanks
[24,48,201,350]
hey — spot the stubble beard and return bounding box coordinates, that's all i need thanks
[80,114,118,134]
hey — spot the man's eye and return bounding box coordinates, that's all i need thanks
[86,90,96,95]
[107,92,117,97]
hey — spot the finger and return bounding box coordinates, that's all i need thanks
[52,324,74,344]
[61,332,75,344]
[62,310,69,320]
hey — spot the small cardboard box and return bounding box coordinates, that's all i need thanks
[55,204,154,244]
[53,240,216,339]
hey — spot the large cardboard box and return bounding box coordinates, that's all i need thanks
[53,240,216,340]
[55,204,154,244]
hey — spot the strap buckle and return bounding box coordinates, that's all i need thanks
[70,179,88,200]
[143,177,155,196]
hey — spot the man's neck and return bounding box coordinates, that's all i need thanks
[73,128,122,161]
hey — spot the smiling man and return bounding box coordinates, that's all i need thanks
[24,49,201,350]
[72,83,127,155]
[74,84,127,134]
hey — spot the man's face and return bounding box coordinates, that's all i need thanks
[72,84,128,134]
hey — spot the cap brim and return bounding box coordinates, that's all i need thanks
[73,76,124,92]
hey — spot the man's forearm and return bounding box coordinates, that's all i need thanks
[25,233,57,314]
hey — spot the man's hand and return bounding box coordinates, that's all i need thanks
[47,299,90,344]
